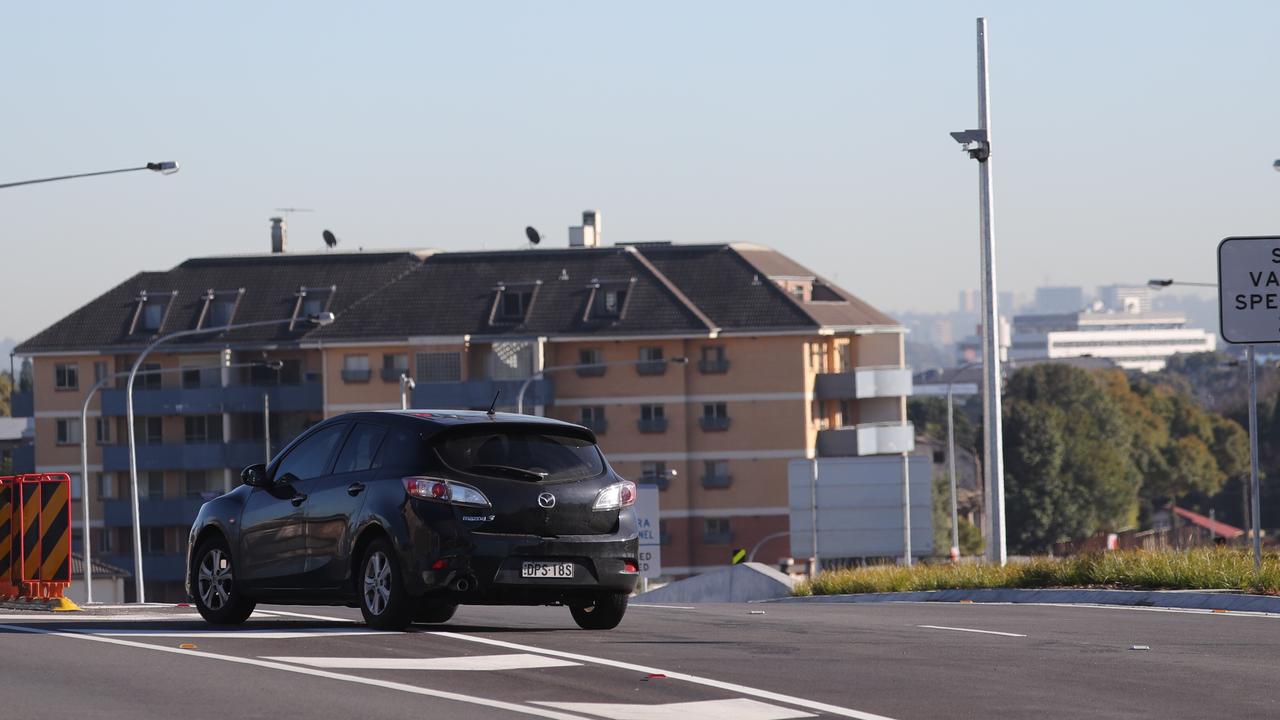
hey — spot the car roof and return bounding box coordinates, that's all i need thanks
[327,409,592,434]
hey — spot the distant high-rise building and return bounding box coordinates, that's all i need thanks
[1098,284,1152,314]
[1033,286,1084,314]
[1009,310,1215,372]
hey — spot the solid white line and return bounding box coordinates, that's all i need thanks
[265,654,580,670]
[916,625,1026,638]
[93,630,398,639]
[630,604,698,610]
[430,631,897,720]
[252,609,896,719]
[533,698,815,720]
[0,624,595,720]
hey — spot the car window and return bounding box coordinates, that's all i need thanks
[332,423,388,474]
[435,428,605,482]
[274,423,349,482]
[371,427,430,470]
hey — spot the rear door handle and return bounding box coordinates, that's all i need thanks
[291,493,308,507]
[347,482,366,496]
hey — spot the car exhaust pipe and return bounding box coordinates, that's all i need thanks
[450,575,474,593]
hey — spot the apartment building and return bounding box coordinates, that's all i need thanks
[1009,310,1216,372]
[13,238,910,600]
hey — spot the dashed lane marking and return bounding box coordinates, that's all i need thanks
[0,624,597,720]
[533,698,815,720]
[265,653,580,670]
[630,604,698,610]
[916,625,1027,638]
[93,629,399,639]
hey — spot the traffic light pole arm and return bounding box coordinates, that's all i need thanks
[0,163,177,190]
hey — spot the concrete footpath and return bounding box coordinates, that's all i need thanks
[770,587,1280,613]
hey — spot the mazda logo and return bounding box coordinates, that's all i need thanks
[537,492,556,509]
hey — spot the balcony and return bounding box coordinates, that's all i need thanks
[575,365,606,378]
[10,444,34,473]
[635,361,667,376]
[99,552,188,583]
[103,441,268,472]
[816,422,916,457]
[100,383,323,416]
[412,378,554,411]
[637,417,669,434]
[814,366,914,400]
[103,497,209,528]
[701,474,733,489]
[698,359,730,374]
[341,369,372,383]
[699,416,731,432]
[10,391,33,417]
[380,367,410,382]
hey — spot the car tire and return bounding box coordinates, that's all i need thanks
[570,592,628,630]
[191,536,255,626]
[358,537,414,631]
[414,601,458,624]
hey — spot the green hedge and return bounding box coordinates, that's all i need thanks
[794,549,1280,596]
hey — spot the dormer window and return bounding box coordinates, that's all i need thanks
[583,278,635,322]
[199,288,245,329]
[489,281,541,325]
[129,290,177,335]
[290,286,336,330]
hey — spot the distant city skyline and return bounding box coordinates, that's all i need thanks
[2,1,1274,343]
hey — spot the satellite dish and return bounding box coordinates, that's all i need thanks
[525,226,541,245]
[322,230,338,249]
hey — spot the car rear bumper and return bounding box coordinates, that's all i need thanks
[403,509,640,603]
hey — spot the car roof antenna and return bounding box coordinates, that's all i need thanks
[486,389,500,416]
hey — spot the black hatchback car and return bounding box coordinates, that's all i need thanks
[185,410,639,630]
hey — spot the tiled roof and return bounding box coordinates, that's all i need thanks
[17,243,900,353]
[72,551,130,579]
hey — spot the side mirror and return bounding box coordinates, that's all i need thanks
[241,464,268,487]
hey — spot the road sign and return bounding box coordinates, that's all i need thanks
[635,484,661,579]
[1218,236,1280,344]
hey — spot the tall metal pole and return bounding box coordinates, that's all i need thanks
[901,451,912,567]
[947,387,960,561]
[1247,344,1262,570]
[263,392,271,464]
[809,457,820,577]
[976,17,1007,565]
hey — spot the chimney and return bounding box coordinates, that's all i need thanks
[270,217,287,253]
[568,209,602,247]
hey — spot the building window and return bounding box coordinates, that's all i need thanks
[70,473,82,501]
[580,406,607,434]
[636,346,666,375]
[139,363,163,391]
[641,461,670,490]
[141,302,166,331]
[492,286,537,324]
[381,353,410,382]
[55,419,82,445]
[416,352,462,383]
[638,405,668,433]
[185,471,209,498]
[703,517,732,545]
[96,528,112,553]
[699,346,730,374]
[95,417,112,444]
[810,399,829,430]
[55,363,79,390]
[182,363,219,389]
[201,289,243,329]
[93,360,110,384]
[341,355,371,383]
[184,415,223,444]
[143,527,166,554]
[138,417,163,445]
[702,460,731,489]
[600,289,626,316]
[146,472,165,500]
[576,348,606,377]
[700,402,731,432]
[98,473,114,500]
[808,342,829,372]
[291,286,335,329]
[837,400,854,428]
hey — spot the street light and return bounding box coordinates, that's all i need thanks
[125,312,334,603]
[0,162,179,190]
[1147,279,1217,289]
[515,357,689,415]
[78,360,275,604]
[945,362,981,562]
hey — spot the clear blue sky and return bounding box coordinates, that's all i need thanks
[3,1,1275,343]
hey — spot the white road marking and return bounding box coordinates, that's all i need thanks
[534,698,815,720]
[630,604,698,610]
[253,609,897,719]
[916,625,1026,638]
[0,614,200,622]
[266,653,580,670]
[0,624,596,720]
[93,629,398,639]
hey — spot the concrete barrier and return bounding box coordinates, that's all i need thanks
[635,562,795,603]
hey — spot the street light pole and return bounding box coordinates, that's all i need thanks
[515,357,689,415]
[125,313,333,603]
[0,162,179,190]
[400,373,416,410]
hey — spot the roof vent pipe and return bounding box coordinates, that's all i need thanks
[569,209,601,248]
[270,217,287,253]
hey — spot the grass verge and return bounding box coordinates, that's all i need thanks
[793,548,1280,597]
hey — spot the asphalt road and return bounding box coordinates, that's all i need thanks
[2,600,1279,719]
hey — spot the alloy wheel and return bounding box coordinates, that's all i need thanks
[363,550,392,616]
[198,548,234,611]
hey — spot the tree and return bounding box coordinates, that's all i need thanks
[0,371,10,417]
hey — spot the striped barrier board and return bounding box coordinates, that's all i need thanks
[0,474,73,601]
[39,475,71,590]
[0,481,11,596]
[20,479,40,589]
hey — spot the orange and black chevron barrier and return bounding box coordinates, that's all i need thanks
[0,474,76,608]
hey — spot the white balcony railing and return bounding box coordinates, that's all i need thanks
[816,422,915,457]
[814,366,913,400]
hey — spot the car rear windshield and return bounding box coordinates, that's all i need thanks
[434,427,605,482]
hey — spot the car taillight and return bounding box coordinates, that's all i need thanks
[403,477,491,508]
[592,480,637,511]
[623,560,639,573]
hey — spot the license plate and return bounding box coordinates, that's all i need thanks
[521,561,575,579]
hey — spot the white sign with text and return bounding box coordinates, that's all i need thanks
[635,484,662,579]
[1219,236,1280,344]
